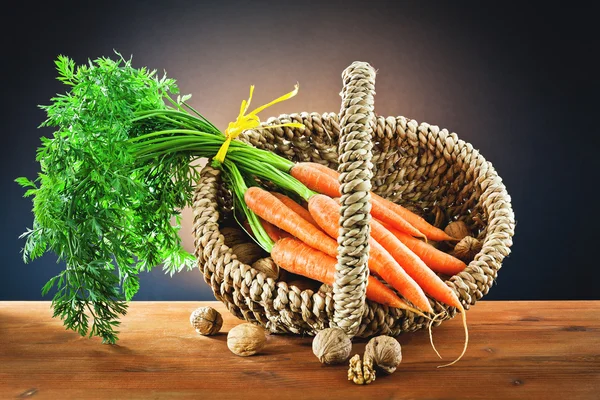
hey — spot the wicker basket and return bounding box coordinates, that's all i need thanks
[192,62,515,338]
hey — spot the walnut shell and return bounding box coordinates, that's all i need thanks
[453,236,483,262]
[227,323,266,356]
[445,220,471,240]
[364,335,402,374]
[312,328,352,365]
[251,257,280,280]
[190,306,223,336]
[231,243,264,265]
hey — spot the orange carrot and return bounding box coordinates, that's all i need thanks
[299,162,339,179]
[242,218,289,242]
[244,187,338,257]
[370,219,456,306]
[382,222,467,276]
[271,237,420,312]
[259,217,291,242]
[308,194,432,313]
[373,196,456,242]
[290,163,426,240]
[370,197,428,241]
[270,192,320,229]
[292,162,456,242]
[369,217,468,367]
[290,163,340,197]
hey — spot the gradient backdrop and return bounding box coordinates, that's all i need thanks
[2,1,597,301]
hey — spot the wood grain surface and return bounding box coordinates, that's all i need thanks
[1,301,598,399]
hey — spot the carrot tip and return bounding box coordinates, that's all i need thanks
[428,311,445,360]
[403,305,429,320]
[436,304,469,368]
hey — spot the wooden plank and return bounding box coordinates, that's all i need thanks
[1,301,598,399]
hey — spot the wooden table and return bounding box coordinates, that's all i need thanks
[1,301,598,399]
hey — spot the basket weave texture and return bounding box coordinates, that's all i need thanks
[192,62,515,338]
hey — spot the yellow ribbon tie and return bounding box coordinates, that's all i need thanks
[214,84,305,163]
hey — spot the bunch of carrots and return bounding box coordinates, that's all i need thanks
[222,159,469,368]
[20,54,471,359]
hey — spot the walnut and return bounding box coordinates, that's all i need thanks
[227,323,266,356]
[364,335,402,375]
[231,242,264,265]
[190,306,223,336]
[348,354,375,385]
[445,220,471,240]
[251,257,279,280]
[453,236,482,262]
[312,327,352,364]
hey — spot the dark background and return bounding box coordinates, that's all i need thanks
[2,1,597,301]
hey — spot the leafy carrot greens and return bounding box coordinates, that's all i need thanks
[16,54,217,343]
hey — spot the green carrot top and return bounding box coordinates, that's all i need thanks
[16,53,309,343]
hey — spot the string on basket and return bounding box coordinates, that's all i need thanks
[213,84,305,163]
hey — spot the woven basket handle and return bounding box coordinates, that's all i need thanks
[331,62,377,337]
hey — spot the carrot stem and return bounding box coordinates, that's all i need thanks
[222,160,274,252]
[233,156,315,201]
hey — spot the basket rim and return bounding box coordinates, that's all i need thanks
[192,111,516,337]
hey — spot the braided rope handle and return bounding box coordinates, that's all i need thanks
[332,62,377,337]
